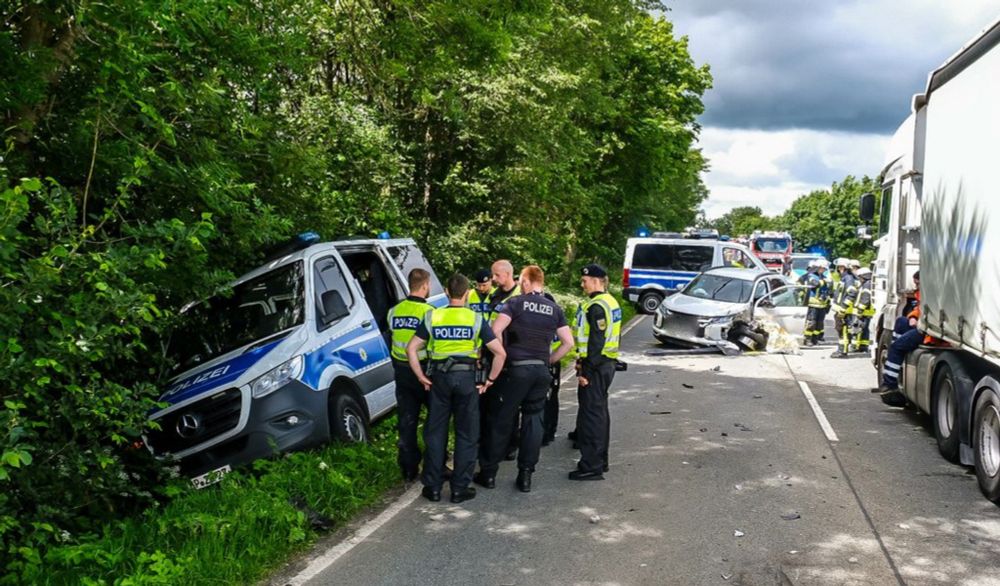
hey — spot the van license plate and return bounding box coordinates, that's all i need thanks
[191,465,230,489]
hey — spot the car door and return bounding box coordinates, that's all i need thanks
[753,276,809,336]
[379,241,447,307]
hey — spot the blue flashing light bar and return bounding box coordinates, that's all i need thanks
[377,231,391,240]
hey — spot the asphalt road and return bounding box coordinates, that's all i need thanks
[277,316,1000,586]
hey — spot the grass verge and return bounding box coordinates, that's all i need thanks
[32,417,401,585]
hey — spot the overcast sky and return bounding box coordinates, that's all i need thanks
[665,1,1000,219]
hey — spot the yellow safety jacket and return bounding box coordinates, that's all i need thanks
[575,292,622,360]
[424,306,483,360]
[387,298,434,361]
[468,287,495,316]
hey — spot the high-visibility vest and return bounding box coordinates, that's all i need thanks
[387,298,434,361]
[832,273,856,312]
[425,306,483,360]
[575,292,622,360]
[468,287,495,316]
[487,284,521,323]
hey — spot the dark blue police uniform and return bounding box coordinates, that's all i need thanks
[477,291,567,491]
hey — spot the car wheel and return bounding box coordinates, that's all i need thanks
[639,292,664,314]
[932,364,960,462]
[330,393,369,443]
[973,389,1000,503]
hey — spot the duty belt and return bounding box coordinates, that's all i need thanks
[510,359,547,367]
[428,358,475,373]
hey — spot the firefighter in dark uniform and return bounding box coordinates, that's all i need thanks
[570,264,622,481]
[480,260,522,463]
[473,265,574,492]
[386,269,434,481]
[406,274,507,503]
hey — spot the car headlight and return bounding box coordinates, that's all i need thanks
[659,305,673,317]
[251,355,304,398]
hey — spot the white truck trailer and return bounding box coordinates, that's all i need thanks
[862,17,1000,502]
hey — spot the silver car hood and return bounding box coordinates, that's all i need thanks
[663,293,746,317]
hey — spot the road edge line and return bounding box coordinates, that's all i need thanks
[286,483,423,585]
[797,380,840,442]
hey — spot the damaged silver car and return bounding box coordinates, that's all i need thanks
[651,267,808,352]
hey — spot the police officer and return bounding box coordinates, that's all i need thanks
[407,274,506,504]
[542,299,563,447]
[474,265,574,492]
[830,258,857,358]
[467,269,494,316]
[482,260,523,462]
[386,269,434,481]
[853,267,875,353]
[570,264,622,481]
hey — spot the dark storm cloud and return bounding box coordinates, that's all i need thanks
[666,1,998,133]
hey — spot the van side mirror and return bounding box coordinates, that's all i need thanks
[320,290,350,325]
[859,192,876,223]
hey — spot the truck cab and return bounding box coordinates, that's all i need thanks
[748,231,793,273]
[147,234,445,477]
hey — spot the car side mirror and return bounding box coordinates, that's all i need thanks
[859,192,875,223]
[320,290,350,325]
[674,283,685,291]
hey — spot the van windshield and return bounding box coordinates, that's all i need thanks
[791,257,816,271]
[170,261,305,372]
[754,238,789,253]
[682,274,754,304]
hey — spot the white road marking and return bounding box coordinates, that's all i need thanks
[286,483,423,585]
[621,313,646,337]
[798,381,839,442]
[289,312,646,584]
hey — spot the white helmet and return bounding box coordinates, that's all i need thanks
[850,259,862,269]
[816,259,830,269]
[834,257,849,268]
[807,259,819,269]
[855,267,872,278]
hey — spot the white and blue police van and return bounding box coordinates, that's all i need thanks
[623,237,767,314]
[146,233,446,482]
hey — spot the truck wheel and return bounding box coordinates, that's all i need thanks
[973,389,1000,503]
[875,329,892,382]
[932,364,960,462]
[639,292,664,314]
[330,393,369,444]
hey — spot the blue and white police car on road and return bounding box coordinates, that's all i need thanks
[623,237,767,314]
[147,234,446,481]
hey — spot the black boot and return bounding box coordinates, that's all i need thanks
[421,486,441,502]
[881,390,907,407]
[450,486,477,504]
[516,470,532,493]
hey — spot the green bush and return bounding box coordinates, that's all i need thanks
[31,419,399,585]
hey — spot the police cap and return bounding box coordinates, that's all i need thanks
[581,264,608,278]
[473,269,491,284]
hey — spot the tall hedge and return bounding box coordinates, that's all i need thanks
[0,0,709,575]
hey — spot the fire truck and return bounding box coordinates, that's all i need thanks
[748,230,793,273]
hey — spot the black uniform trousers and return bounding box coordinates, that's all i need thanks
[543,362,562,441]
[576,359,615,473]
[422,369,479,491]
[480,364,551,476]
[393,362,427,478]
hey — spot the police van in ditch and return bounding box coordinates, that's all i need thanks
[146,233,446,484]
[623,237,767,313]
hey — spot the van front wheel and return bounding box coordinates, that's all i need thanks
[330,393,369,444]
[639,292,664,314]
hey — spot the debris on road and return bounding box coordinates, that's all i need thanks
[722,573,733,581]
[752,394,763,399]
[649,411,672,415]
[700,427,708,432]
[721,432,728,437]
[734,484,742,491]
[682,383,694,388]
[848,557,859,564]
[711,365,722,372]
[781,513,801,521]
[734,529,745,538]
[589,515,601,524]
